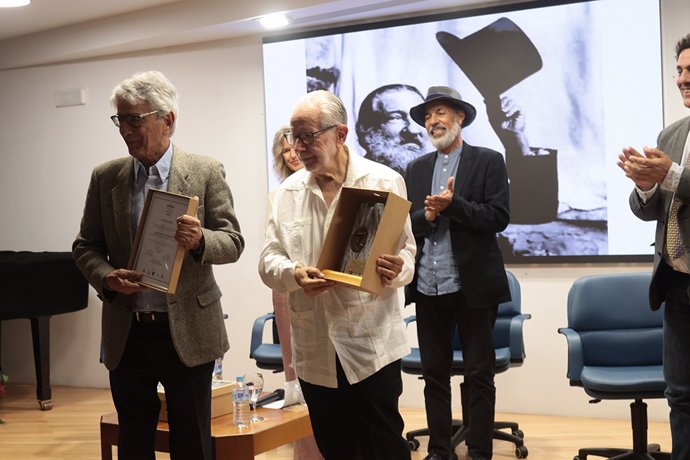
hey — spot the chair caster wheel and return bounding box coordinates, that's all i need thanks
[407,438,420,451]
[513,428,524,438]
[515,445,528,458]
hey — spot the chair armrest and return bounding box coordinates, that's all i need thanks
[508,313,531,362]
[558,327,584,383]
[403,315,417,326]
[249,312,276,359]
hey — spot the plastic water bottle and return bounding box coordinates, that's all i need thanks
[232,375,250,427]
[212,356,223,380]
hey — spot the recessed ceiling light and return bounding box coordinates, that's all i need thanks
[259,13,290,30]
[0,0,30,7]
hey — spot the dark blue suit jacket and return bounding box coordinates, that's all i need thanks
[404,141,511,307]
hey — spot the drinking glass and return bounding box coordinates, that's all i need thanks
[244,372,264,422]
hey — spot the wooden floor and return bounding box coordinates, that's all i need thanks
[0,384,672,460]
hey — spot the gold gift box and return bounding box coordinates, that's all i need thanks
[318,187,411,295]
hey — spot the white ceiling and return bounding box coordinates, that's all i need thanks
[0,0,525,70]
[0,0,520,41]
[0,0,184,41]
[0,0,181,40]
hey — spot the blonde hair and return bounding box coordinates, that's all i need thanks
[271,125,295,180]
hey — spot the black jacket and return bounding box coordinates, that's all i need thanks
[404,141,511,307]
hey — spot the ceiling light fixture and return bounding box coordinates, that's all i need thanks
[259,13,290,30]
[0,0,30,7]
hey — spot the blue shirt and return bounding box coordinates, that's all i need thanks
[132,143,173,312]
[416,145,462,296]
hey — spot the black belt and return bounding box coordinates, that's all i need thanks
[134,311,168,322]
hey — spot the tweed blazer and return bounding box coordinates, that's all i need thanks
[629,116,690,310]
[404,142,511,307]
[73,146,244,369]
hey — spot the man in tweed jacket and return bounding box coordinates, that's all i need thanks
[73,71,243,460]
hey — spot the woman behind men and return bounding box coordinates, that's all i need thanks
[267,126,324,460]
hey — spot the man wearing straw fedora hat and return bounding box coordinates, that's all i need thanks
[404,85,511,460]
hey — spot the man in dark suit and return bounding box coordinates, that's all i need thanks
[404,85,511,460]
[618,33,690,459]
[73,70,244,460]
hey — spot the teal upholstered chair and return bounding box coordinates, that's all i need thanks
[559,272,670,460]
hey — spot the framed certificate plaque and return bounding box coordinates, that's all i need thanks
[128,189,199,294]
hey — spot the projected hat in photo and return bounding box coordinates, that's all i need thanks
[409,85,477,127]
[436,17,543,98]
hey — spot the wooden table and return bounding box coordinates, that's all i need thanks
[100,405,313,459]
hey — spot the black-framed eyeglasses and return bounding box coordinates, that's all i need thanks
[285,125,337,146]
[110,110,160,128]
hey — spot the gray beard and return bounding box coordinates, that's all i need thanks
[430,122,460,151]
[364,132,426,173]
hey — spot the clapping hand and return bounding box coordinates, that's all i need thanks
[425,176,455,221]
[618,146,672,191]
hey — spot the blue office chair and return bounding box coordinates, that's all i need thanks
[249,312,284,372]
[402,270,531,459]
[558,272,671,460]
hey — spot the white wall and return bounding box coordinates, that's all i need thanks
[1,0,689,423]
[0,35,274,393]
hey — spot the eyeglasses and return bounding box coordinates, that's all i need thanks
[285,125,337,146]
[110,110,160,128]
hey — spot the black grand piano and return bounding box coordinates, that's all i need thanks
[0,251,88,409]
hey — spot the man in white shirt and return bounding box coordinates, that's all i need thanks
[259,90,416,460]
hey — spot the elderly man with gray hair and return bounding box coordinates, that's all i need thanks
[73,70,244,460]
[260,90,416,460]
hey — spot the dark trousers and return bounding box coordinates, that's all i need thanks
[109,320,215,460]
[415,291,498,459]
[299,357,411,460]
[657,262,690,460]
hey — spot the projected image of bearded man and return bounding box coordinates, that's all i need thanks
[356,84,432,174]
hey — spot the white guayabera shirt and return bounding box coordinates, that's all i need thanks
[259,153,416,388]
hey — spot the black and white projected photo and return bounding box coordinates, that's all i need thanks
[262,0,663,263]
